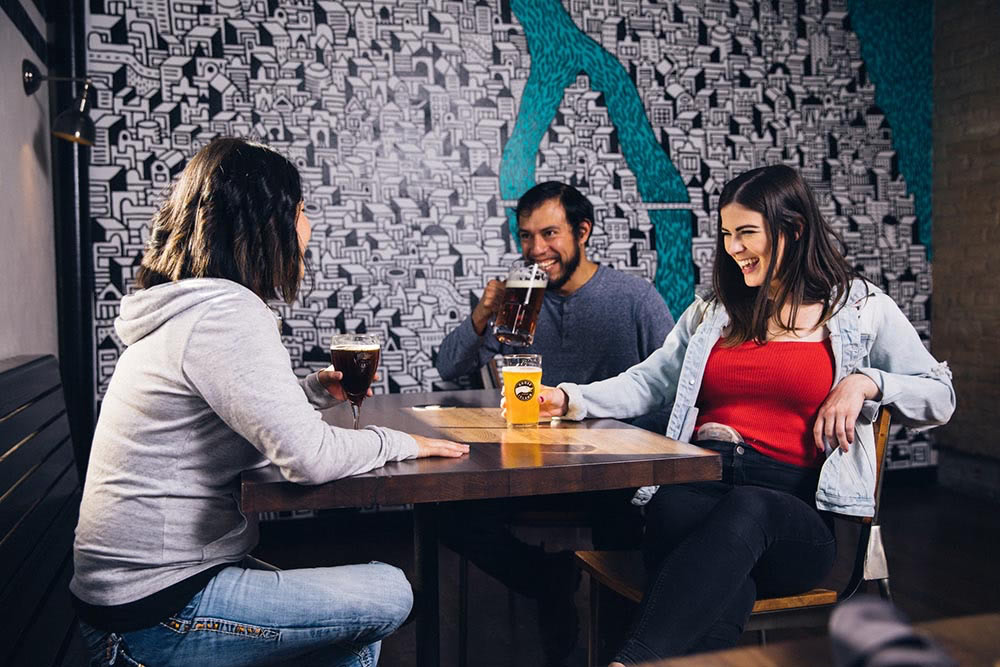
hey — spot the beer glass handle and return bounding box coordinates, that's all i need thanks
[351,403,361,430]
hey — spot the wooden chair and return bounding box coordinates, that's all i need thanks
[575,409,893,666]
[480,355,503,390]
[0,355,88,666]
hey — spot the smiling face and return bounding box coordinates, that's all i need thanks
[517,198,590,292]
[720,202,786,290]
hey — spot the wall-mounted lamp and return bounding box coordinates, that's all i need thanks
[22,59,95,146]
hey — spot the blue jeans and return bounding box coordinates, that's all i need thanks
[78,558,412,666]
[615,441,837,663]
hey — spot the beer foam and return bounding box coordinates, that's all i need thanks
[504,279,548,288]
[330,343,381,351]
[503,366,541,374]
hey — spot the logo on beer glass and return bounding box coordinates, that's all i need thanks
[494,262,548,347]
[514,379,535,401]
[501,354,542,427]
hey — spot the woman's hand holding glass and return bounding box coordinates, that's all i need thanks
[318,367,377,403]
[813,373,882,453]
[500,384,568,421]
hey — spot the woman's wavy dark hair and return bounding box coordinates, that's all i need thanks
[713,164,857,345]
[136,137,304,303]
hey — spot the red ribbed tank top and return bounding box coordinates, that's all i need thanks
[696,338,835,468]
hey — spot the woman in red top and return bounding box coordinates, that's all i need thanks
[612,167,857,661]
[526,165,955,663]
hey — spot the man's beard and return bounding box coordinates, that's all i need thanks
[547,243,582,291]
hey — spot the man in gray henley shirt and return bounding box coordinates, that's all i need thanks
[436,203,673,386]
[434,182,675,664]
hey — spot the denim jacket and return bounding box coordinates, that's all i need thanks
[558,280,955,517]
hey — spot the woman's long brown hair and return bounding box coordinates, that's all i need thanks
[136,137,304,303]
[712,165,858,345]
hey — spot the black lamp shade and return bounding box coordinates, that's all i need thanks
[52,82,95,146]
[52,108,95,146]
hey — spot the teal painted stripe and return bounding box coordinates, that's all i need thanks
[848,0,933,258]
[503,0,693,318]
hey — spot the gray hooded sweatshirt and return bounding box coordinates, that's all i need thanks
[70,278,417,606]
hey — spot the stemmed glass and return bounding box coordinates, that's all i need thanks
[329,333,381,429]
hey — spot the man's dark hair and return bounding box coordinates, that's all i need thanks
[515,181,594,241]
[136,137,305,304]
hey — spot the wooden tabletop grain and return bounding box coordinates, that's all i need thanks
[240,389,721,512]
[637,613,1000,667]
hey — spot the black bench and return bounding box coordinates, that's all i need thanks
[1,354,88,666]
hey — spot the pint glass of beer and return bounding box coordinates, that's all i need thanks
[330,333,381,429]
[493,262,547,347]
[501,354,543,427]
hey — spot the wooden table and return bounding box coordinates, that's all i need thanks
[241,389,721,667]
[638,613,1000,667]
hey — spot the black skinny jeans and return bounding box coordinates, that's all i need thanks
[615,441,837,664]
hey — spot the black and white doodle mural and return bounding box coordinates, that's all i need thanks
[84,0,937,468]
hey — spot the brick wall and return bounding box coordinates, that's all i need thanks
[932,1,1000,476]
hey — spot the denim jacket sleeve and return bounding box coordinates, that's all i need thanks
[557,298,707,422]
[853,291,955,428]
[817,282,955,517]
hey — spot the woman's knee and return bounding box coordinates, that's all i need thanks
[364,562,414,633]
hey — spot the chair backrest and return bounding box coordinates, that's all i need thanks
[0,354,86,665]
[481,355,502,389]
[839,407,892,599]
[871,407,892,524]
[838,408,891,527]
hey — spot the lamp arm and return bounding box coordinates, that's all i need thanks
[41,75,93,84]
[22,58,98,146]
[22,59,94,95]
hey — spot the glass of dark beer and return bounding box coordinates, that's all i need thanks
[493,262,548,347]
[329,333,381,429]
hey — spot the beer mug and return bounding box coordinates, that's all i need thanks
[493,262,547,347]
[501,354,543,427]
[330,333,381,429]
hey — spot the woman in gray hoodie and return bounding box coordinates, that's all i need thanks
[71,137,468,667]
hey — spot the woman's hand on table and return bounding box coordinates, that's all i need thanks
[411,434,470,458]
[317,367,378,402]
[813,373,881,453]
[500,384,568,420]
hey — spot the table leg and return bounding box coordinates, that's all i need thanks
[414,503,439,667]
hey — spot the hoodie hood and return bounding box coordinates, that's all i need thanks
[116,279,266,345]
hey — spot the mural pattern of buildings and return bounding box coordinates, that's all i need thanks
[85,0,935,469]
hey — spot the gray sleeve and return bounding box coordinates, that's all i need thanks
[436,315,501,381]
[634,283,675,361]
[182,301,417,485]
